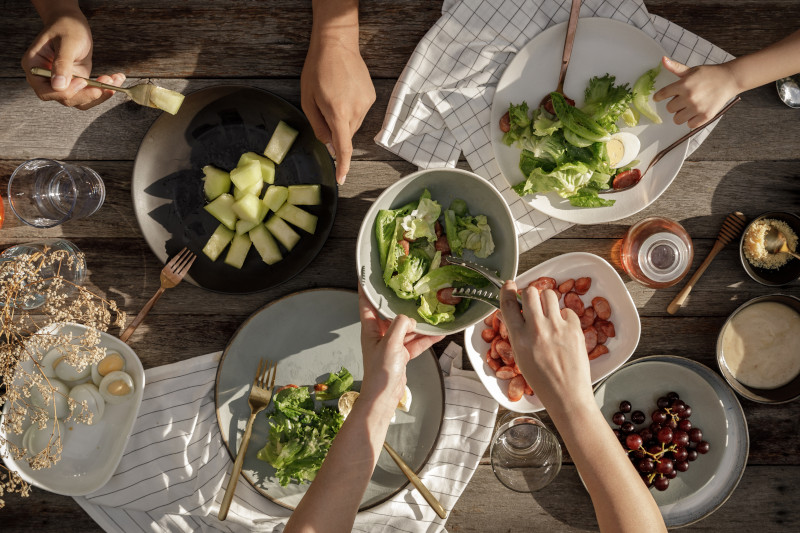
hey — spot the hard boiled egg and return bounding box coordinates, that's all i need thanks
[69,383,106,424]
[397,385,413,413]
[39,348,62,379]
[30,378,70,419]
[91,351,126,387]
[22,418,63,457]
[606,131,640,169]
[99,370,135,405]
[53,355,92,383]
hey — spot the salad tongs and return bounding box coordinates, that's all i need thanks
[446,257,521,310]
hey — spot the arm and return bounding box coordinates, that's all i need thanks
[500,283,666,533]
[301,0,376,185]
[285,289,443,533]
[654,28,800,127]
[23,0,124,109]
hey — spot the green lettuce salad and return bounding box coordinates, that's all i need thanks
[376,189,495,325]
[256,367,353,486]
[504,65,662,207]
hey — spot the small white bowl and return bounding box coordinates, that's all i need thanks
[464,252,640,412]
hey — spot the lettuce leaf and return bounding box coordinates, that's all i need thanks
[632,65,662,124]
[400,196,441,241]
[457,215,495,258]
[315,367,354,401]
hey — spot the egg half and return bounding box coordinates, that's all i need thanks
[22,419,63,456]
[99,370,135,405]
[69,383,106,424]
[29,378,70,419]
[91,351,126,387]
[606,131,640,169]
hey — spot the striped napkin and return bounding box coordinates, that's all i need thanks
[375,0,733,252]
[74,343,497,532]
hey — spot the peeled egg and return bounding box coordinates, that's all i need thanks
[29,378,70,419]
[99,370,135,405]
[606,131,640,169]
[22,418,63,456]
[68,383,106,424]
[38,348,62,379]
[397,385,413,413]
[50,352,91,383]
[91,351,126,387]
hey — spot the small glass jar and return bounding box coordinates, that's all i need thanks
[621,217,693,289]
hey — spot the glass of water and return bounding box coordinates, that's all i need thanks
[490,412,562,492]
[7,159,106,228]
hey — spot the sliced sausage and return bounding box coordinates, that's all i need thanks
[496,340,515,366]
[492,312,502,332]
[484,310,498,327]
[398,239,410,256]
[529,276,557,292]
[437,287,462,305]
[583,326,598,354]
[523,380,534,396]
[499,111,511,133]
[579,307,596,329]
[490,336,502,359]
[596,328,608,345]
[434,235,451,254]
[481,328,496,343]
[574,277,592,295]
[595,319,616,338]
[496,366,516,380]
[612,168,642,190]
[434,220,443,238]
[508,375,526,402]
[564,291,585,316]
[487,357,502,372]
[498,321,509,340]
[592,296,612,320]
[512,363,522,375]
[588,344,610,360]
[558,278,575,293]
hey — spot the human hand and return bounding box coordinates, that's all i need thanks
[301,32,375,185]
[653,56,740,128]
[21,7,125,109]
[358,287,443,420]
[499,281,594,414]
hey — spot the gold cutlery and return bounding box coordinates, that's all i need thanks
[120,247,196,343]
[218,359,277,520]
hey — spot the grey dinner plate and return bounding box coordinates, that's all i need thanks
[214,288,445,510]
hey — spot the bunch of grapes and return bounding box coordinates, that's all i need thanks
[610,392,710,491]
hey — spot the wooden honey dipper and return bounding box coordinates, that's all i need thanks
[667,212,748,314]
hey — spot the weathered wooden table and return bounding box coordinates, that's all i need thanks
[2,1,799,530]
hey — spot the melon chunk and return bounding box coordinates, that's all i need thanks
[238,152,276,184]
[262,185,288,213]
[230,160,262,191]
[287,184,321,206]
[149,86,185,115]
[204,193,237,230]
[265,216,300,251]
[224,233,251,269]
[263,121,299,164]
[202,224,235,261]
[275,204,318,234]
[233,180,263,200]
[202,166,231,201]
[232,194,266,224]
[236,218,260,235]
[249,224,283,265]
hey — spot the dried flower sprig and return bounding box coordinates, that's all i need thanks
[0,245,126,508]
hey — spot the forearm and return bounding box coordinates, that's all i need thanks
[549,403,666,533]
[285,398,391,533]
[31,0,83,23]
[311,0,359,45]
[726,28,800,93]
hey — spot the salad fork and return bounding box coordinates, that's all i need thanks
[218,359,277,521]
[452,286,502,309]
[119,247,196,343]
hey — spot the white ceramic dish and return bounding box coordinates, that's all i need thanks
[0,323,145,496]
[594,355,749,528]
[491,18,690,224]
[464,252,640,412]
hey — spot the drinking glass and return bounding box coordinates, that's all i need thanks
[490,412,562,492]
[620,217,694,289]
[0,239,86,309]
[7,159,106,228]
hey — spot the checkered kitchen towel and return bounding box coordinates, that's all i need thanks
[375,0,733,252]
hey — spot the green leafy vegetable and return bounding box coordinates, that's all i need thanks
[568,188,616,207]
[457,215,495,258]
[400,196,441,241]
[315,367,354,401]
[387,248,431,299]
[551,92,611,143]
[375,200,416,271]
[581,74,633,132]
[632,65,662,124]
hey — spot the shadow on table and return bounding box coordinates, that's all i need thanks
[520,467,599,530]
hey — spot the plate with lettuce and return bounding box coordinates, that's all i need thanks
[357,168,519,335]
[215,288,445,510]
[491,17,692,224]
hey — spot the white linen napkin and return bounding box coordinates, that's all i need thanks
[375,0,733,252]
[74,343,497,532]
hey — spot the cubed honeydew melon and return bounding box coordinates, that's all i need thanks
[238,152,276,184]
[232,194,267,224]
[148,86,185,115]
[236,218,260,235]
[202,224,235,261]
[249,224,283,265]
[263,121,299,164]
[202,165,231,201]
[230,160,262,191]
[204,193,237,230]
[233,180,263,200]
[224,233,252,269]
[262,185,288,213]
[265,216,301,251]
[287,184,321,206]
[275,203,318,234]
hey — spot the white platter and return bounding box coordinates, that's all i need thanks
[491,17,690,224]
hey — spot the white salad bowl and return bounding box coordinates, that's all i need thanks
[356,168,519,335]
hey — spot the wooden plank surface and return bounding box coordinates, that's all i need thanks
[2,0,800,531]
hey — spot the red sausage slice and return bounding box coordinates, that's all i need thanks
[487,356,502,372]
[595,319,616,338]
[437,287,462,305]
[498,321,509,339]
[508,375,526,401]
[596,328,608,345]
[612,168,642,190]
[579,307,596,329]
[564,292,585,316]
[484,310,499,327]
[558,279,575,293]
[574,277,592,295]
[529,276,557,292]
[583,326,598,354]
[496,340,515,366]
[434,220,443,238]
[496,366,516,380]
[398,239,410,256]
[481,328,496,343]
[588,344,610,360]
[592,296,612,320]
[499,111,511,133]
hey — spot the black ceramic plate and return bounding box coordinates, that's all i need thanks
[132,85,337,293]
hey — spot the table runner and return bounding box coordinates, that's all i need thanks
[375,0,733,252]
[73,343,497,532]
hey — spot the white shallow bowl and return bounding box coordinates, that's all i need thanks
[357,167,519,335]
[594,355,749,528]
[464,252,640,412]
[1,323,144,496]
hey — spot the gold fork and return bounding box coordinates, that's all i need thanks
[218,359,277,520]
[119,247,196,343]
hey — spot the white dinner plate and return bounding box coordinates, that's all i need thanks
[491,18,690,224]
[214,288,445,510]
[464,252,640,412]
[594,355,749,528]
[0,323,145,496]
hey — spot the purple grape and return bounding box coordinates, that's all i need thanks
[654,476,670,491]
[619,400,632,413]
[631,410,646,424]
[689,428,703,443]
[697,441,710,454]
[612,412,626,425]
